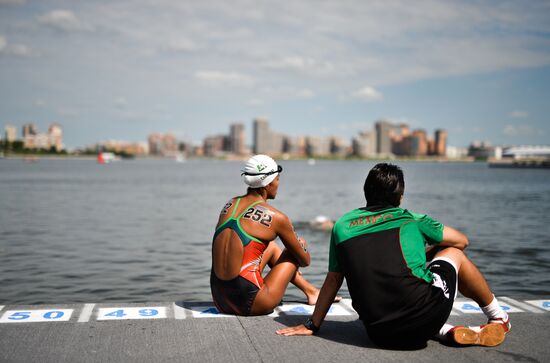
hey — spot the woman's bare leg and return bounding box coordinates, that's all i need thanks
[259,243,319,304]
[250,248,301,315]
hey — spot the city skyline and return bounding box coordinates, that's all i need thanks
[1,1,549,148]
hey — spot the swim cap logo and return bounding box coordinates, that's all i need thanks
[256,164,267,172]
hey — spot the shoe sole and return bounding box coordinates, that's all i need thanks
[451,324,505,347]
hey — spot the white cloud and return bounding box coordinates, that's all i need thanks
[503,124,540,136]
[509,110,529,118]
[248,98,264,106]
[195,70,255,87]
[260,86,315,99]
[352,86,384,102]
[165,38,196,53]
[37,10,89,32]
[263,56,334,76]
[0,35,32,57]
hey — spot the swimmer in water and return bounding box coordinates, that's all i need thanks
[210,154,326,315]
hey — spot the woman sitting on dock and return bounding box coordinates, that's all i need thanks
[210,154,321,315]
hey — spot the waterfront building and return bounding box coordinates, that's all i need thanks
[410,129,428,156]
[203,135,226,157]
[48,123,64,151]
[375,120,393,155]
[148,132,178,156]
[22,123,37,138]
[352,131,376,157]
[253,118,270,154]
[435,129,447,156]
[306,136,331,157]
[229,123,245,155]
[330,136,348,157]
[427,139,436,156]
[468,142,501,159]
[4,125,17,142]
[20,123,64,151]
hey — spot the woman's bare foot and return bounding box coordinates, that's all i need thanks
[306,288,342,305]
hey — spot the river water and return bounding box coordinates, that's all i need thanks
[1,158,549,304]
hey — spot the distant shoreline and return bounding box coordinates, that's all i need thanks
[1,154,478,163]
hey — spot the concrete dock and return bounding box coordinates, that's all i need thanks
[1,297,549,362]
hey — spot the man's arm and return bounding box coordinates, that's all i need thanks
[439,225,469,250]
[276,271,344,336]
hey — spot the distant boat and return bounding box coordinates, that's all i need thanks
[175,153,187,163]
[97,152,119,164]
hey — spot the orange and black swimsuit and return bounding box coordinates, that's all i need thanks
[210,198,269,315]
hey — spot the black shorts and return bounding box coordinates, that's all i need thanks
[210,271,260,316]
[366,258,458,349]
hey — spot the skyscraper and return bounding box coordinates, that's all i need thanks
[411,129,428,156]
[253,118,270,154]
[229,123,245,155]
[48,123,64,151]
[375,120,393,155]
[435,129,447,156]
[4,125,17,142]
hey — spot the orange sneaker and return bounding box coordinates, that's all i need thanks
[447,323,506,347]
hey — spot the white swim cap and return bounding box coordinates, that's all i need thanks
[241,154,283,188]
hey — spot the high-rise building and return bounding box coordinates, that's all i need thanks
[411,129,428,156]
[352,131,376,157]
[203,135,225,157]
[22,123,37,137]
[306,136,331,157]
[229,123,245,155]
[4,125,17,142]
[148,133,163,155]
[48,123,63,151]
[147,132,178,156]
[435,129,447,156]
[253,118,270,154]
[375,120,393,155]
[330,136,348,157]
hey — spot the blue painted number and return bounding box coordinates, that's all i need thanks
[44,311,64,319]
[8,312,31,320]
[105,309,127,318]
[462,303,481,311]
[543,301,550,308]
[139,309,158,316]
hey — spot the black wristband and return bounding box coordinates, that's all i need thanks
[304,318,319,334]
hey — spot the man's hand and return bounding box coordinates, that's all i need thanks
[276,324,314,336]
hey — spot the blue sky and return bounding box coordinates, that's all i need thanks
[1,0,549,149]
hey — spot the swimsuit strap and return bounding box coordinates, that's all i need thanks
[230,197,242,219]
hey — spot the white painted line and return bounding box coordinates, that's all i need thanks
[525,300,550,312]
[78,304,96,322]
[499,297,544,313]
[97,307,167,321]
[276,303,351,316]
[340,298,356,313]
[454,298,523,314]
[188,306,235,318]
[173,303,186,319]
[0,306,4,312]
[0,309,73,323]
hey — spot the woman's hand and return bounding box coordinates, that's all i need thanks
[276,324,314,336]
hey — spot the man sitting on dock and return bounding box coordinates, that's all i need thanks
[277,163,511,349]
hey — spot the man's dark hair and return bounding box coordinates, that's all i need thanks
[363,163,405,207]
